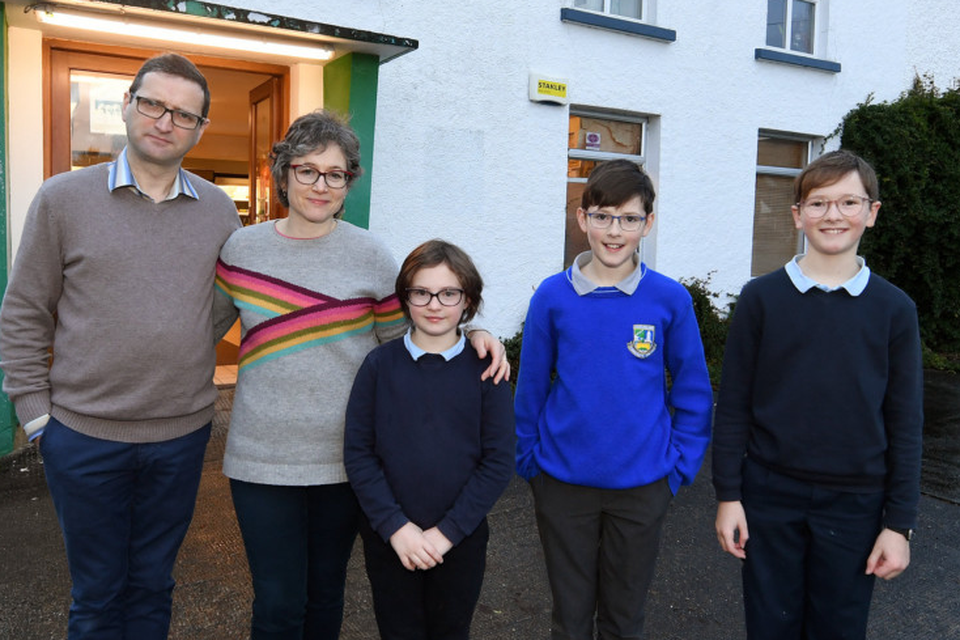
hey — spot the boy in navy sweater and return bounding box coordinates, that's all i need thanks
[344,239,514,640]
[515,159,713,638]
[713,150,923,639]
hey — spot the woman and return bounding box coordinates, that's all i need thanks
[215,110,508,639]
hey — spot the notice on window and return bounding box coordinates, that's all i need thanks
[88,78,130,136]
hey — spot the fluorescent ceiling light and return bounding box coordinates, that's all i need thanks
[34,7,335,61]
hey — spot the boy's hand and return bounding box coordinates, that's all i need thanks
[422,527,454,557]
[389,522,444,571]
[468,329,510,383]
[716,501,749,560]
[865,528,911,580]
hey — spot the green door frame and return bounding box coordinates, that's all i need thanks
[0,3,17,457]
[323,53,380,230]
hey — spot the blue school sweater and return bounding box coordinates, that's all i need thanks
[514,263,713,493]
[712,268,923,530]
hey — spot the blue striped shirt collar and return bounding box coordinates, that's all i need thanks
[403,328,466,361]
[107,147,200,201]
[785,255,871,296]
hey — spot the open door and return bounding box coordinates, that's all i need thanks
[249,77,285,225]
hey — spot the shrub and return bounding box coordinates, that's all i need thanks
[681,274,735,387]
[839,75,960,353]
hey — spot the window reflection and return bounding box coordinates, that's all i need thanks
[70,72,130,170]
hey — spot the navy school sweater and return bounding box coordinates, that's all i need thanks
[712,268,923,529]
[344,337,515,546]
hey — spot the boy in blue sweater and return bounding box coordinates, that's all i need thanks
[515,159,714,639]
[344,240,514,640]
[713,150,923,639]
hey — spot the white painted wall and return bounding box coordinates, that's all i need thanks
[226,0,960,338]
[6,1,960,339]
[5,27,45,261]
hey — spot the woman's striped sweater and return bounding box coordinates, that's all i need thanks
[215,220,406,486]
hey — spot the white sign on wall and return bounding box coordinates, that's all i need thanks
[529,73,569,105]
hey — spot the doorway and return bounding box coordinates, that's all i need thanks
[46,40,290,378]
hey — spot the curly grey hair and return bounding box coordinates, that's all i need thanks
[271,109,363,213]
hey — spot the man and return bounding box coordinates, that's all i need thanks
[0,53,241,639]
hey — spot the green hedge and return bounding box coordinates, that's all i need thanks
[839,75,960,354]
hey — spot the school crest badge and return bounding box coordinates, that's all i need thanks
[627,324,657,359]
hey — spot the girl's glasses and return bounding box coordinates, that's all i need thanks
[405,288,464,307]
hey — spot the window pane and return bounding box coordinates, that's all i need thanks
[753,136,808,276]
[70,72,130,170]
[790,0,815,53]
[611,0,641,20]
[569,116,642,155]
[766,0,787,47]
[568,158,600,179]
[566,113,645,268]
[574,0,604,11]
[252,98,273,225]
[757,136,807,169]
[565,182,589,267]
[752,174,801,276]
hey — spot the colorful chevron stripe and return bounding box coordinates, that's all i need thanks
[216,259,404,371]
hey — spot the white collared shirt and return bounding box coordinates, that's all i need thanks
[403,328,466,361]
[785,254,871,296]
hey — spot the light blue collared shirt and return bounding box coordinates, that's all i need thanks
[107,147,200,202]
[785,254,871,296]
[403,328,466,361]
[568,250,647,296]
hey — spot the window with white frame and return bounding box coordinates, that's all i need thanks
[574,0,643,21]
[766,0,816,54]
[566,110,646,267]
[751,134,811,277]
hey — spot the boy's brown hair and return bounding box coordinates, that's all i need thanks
[580,159,656,215]
[396,240,483,323]
[794,150,879,203]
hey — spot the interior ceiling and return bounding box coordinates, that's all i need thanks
[201,66,273,138]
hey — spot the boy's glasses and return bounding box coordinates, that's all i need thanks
[798,195,872,218]
[585,212,647,232]
[132,95,205,130]
[405,288,464,307]
[289,165,354,189]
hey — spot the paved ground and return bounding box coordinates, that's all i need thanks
[1,372,959,639]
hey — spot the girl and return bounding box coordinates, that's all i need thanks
[344,239,515,640]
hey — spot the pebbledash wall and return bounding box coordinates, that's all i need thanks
[225,0,960,339]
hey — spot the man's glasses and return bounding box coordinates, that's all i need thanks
[798,195,872,219]
[405,288,464,307]
[132,95,205,130]
[289,165,354,189]
[585,212,647,232]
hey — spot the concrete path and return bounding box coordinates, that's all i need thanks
[1,385,958,639]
